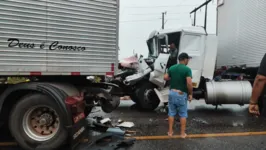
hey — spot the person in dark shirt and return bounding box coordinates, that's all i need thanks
[164,52,193,138]
[166,43,178,69]
[249,54,266,115]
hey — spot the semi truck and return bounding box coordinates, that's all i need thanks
[0,0,119,149]
[110,0,266,112]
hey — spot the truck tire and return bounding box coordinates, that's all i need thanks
[9,94,68,150]
[135,82,160,111]
[101,95,120,113]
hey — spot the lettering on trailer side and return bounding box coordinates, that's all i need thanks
[49,41,86,51]
[7,38,86,51]
[7,38,35,49]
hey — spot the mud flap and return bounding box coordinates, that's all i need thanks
[69,118,87,150]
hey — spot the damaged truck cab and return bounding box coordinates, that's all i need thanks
[148,27,210,91]
[122,27,213,110]
[122,26,253,111]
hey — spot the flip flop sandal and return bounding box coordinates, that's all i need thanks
[181,133,187,139]
[167,132,174,137]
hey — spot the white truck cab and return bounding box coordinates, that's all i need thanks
[124,26,251,110]
[145,27,217,104]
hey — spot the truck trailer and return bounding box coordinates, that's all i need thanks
[0,0,119,149]
[110,0,266,112]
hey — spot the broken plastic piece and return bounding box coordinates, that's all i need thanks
[117,122,135,128]
[118,119,123,123]
[100,118,111,124]
[106,127,125,136]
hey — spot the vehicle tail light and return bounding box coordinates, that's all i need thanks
[106,63,115,77]
[111,63,114,72]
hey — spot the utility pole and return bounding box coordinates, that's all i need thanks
[162,11,167,29]
[193,8,196,26]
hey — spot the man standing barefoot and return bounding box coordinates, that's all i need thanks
[164,52,193,138]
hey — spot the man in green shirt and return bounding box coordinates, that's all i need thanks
[164,52,193,138]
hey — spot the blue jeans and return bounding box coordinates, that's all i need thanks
[168,90,188,118]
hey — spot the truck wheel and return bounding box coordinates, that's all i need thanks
[135,82,160,111]
[9,94,68,150]
[101,95,120,113]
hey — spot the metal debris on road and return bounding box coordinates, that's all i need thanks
[82,133,136,150]
[86,118,97,127]
[83,116,136,149]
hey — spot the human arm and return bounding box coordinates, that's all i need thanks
[164,73,170,81]
[186,69,193,101]
[164,69,171,81]
[250,75,266,104]
[249,54,266,115]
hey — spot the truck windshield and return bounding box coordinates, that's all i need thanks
[147,38,158,57]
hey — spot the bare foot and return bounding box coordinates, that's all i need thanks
[181,133,187,139]
[168,132,174,137]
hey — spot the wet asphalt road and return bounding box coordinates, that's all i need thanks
[2,100,266,150]
[87,100,266,150]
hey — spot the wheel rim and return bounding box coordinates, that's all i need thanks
[22,105,60,141]
[144,89,154,104]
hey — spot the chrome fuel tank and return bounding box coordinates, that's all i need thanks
[205,81,252,105]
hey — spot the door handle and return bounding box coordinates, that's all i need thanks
[160,63,165,69]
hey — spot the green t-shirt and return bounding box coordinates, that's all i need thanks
[167,64,192,93]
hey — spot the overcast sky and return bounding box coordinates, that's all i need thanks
[118,0,217,59]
